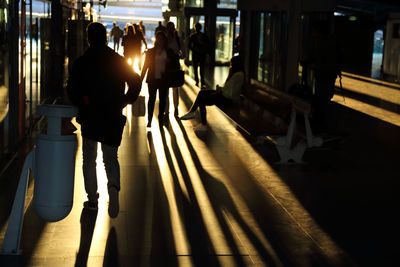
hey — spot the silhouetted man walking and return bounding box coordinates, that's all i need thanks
[67,22,141,218]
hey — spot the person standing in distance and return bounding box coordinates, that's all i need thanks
[165,21,186,118]
[67,22,142,218]
[188,22,209,88]
[110,22,123,52]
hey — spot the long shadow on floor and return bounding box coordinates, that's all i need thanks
[75,207,98,267]
[256,102,400,267]
[177,118,356,266]
[103,227,119,267]
[145,131,178,267]
[166,124,281,267]
[159,126,221,267]
[174,120,309,266]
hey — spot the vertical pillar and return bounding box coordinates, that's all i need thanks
[50,0,65,99]
[285,0,301,91]
[205,0,216,66]
[19,0,26,139]
[8,0,19,150]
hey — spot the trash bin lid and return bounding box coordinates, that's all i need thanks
[38,105,78,118]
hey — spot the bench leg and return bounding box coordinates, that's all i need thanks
[276,141,307,164]
[304,111,323,147]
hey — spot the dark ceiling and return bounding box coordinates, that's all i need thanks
[336,0,400,19]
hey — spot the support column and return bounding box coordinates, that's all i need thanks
[205,0,217,66]
[50,0,65,99]
[285,0,301,91]
[8,0,20,149]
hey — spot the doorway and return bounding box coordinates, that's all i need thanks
[371,29,384,79]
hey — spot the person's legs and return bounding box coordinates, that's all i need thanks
[116,39,120,52]
[82,138,99,204]
[199,59,206,87]
[164,88,170,116]
[173,87,179,116]
[181,90,217,122]
[199,91,226,124]
[192,56,200,86]
[147,83,157,126]
[158,84,169,124]
[101,142,120,218]
[101,143,120,191]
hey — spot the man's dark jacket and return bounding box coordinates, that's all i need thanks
[67,44,141,147]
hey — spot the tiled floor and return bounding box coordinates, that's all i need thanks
[1,72,400,267]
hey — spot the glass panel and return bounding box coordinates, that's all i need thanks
[257,12,286,89]
[215,16,234,64]
[185,0,204,8]
[217,0,237,9]
[0,1,9,158]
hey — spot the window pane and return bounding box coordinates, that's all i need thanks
[0,3,9,158]
[257,12,286,89]
[217,0,237,9]
[216,16,234,63]
[184,0,204,8]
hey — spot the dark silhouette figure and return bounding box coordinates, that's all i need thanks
[139,20,146,36]
[110,21,123,52]
[302,20,342,133]
[66,22,141,218]
[141,31,176,128]
[180,56,244,132]
[165,21,186,118]
[121,24,136,63]
[155,21,166,34]
[133,23,148,70]
[188,22,209,87]
[75,207,98,267]
[103,227,119,267]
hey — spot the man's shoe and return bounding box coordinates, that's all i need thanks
[108,186,119,218]
[180,112,195,120]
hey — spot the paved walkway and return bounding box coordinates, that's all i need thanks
[0,71,399,267]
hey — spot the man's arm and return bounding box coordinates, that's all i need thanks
[125,71,142,105]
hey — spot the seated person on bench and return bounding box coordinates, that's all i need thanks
[180,55,244,131]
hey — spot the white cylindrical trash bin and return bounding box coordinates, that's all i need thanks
[33,104,78,222]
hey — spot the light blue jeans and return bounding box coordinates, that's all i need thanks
[82,138,120,203]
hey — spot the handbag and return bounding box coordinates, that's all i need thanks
[132,95,146,116]
[167,69,185,87]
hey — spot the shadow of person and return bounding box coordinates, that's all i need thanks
[75,207,98,267]
[103,227,119,267]
[146,131,178,267]
[162,126,236,266]
[173,119,279,266]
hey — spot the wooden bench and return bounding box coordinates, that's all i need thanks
[249,79,323,163]
[217,79,323,163]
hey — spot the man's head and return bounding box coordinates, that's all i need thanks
[87,22,107,46]
[194,22,202,32]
